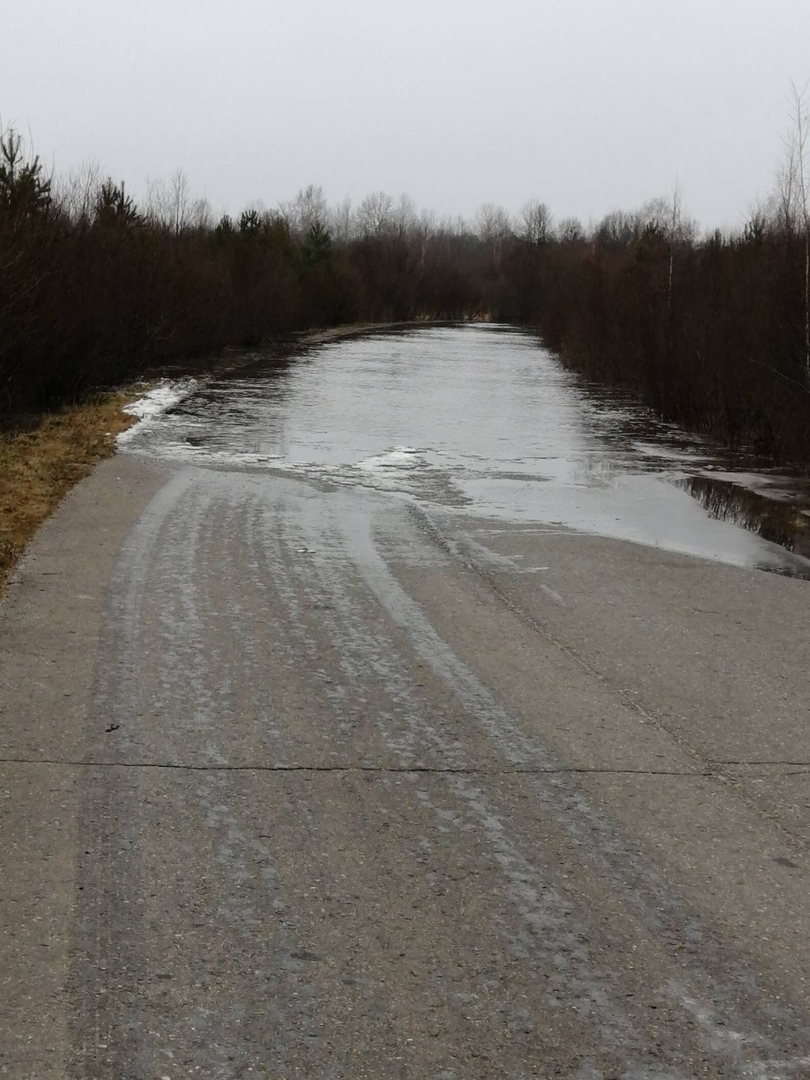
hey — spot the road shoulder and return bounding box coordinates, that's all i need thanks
[0,455,171,1080]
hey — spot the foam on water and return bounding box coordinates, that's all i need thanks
[118,380,198,443]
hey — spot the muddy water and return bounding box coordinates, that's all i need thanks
[122,323,810,577]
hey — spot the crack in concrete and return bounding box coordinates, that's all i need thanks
[710,760,810,767]
[0,756,715,775]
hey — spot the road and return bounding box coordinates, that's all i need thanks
[2,454,810,1078]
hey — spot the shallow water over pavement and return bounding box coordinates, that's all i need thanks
[121,323,810,577]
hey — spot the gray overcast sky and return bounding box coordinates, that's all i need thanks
[3,0,810,230]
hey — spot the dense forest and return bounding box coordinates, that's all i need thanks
[3,120,810,463]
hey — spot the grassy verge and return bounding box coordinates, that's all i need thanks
[0,390,143,597]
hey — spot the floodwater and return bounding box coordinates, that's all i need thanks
[121,323,810,578]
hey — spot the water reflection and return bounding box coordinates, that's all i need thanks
[677,476,810,568]
[122,324,810,578]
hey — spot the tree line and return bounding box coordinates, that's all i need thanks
[3,112,810,465]
[0,135,500,421]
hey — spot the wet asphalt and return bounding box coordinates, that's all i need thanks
[2,452,810,1079]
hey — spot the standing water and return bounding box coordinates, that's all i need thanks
[121,324,810,578]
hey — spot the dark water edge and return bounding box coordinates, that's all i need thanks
[561,363,810,577]
[677,475,810,566]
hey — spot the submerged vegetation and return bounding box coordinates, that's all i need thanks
[3,99,810,464]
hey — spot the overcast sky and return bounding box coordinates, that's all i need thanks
[3,0,810,230]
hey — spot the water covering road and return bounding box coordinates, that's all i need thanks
[123,323,810,578]
[3,324,810,1079]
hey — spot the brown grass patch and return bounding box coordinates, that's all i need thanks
[0,391,143,596]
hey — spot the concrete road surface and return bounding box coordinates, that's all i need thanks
[2,456,810,1079]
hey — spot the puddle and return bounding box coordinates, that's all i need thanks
[120,325,810,578]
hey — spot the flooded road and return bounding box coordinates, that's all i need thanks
[123,323,810,578]
[4,325,810,1078]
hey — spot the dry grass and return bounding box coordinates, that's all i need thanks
[0,391,142,596]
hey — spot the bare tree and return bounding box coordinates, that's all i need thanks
[775,136,799,236]
[54,160,101,222]
[556,216,583,242]
[169,168,191,235]
[775,83,810,378]
[474,202,511,243]
[280,184,328,238]
[668,181,698,244]
[475,203,511,272]
[328,197,354,242]
[392,193,417,237]
[144,176,168,224]
[145,168,192,234]
[356,191,394,237]
[190,195,213,230]
[415,209,437,263]
[634,186,697,318]
[520,199,552,245]
[636,185,696,244]
[792,82,810,377]
[595,209,638,249]
[436,213,469,237]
